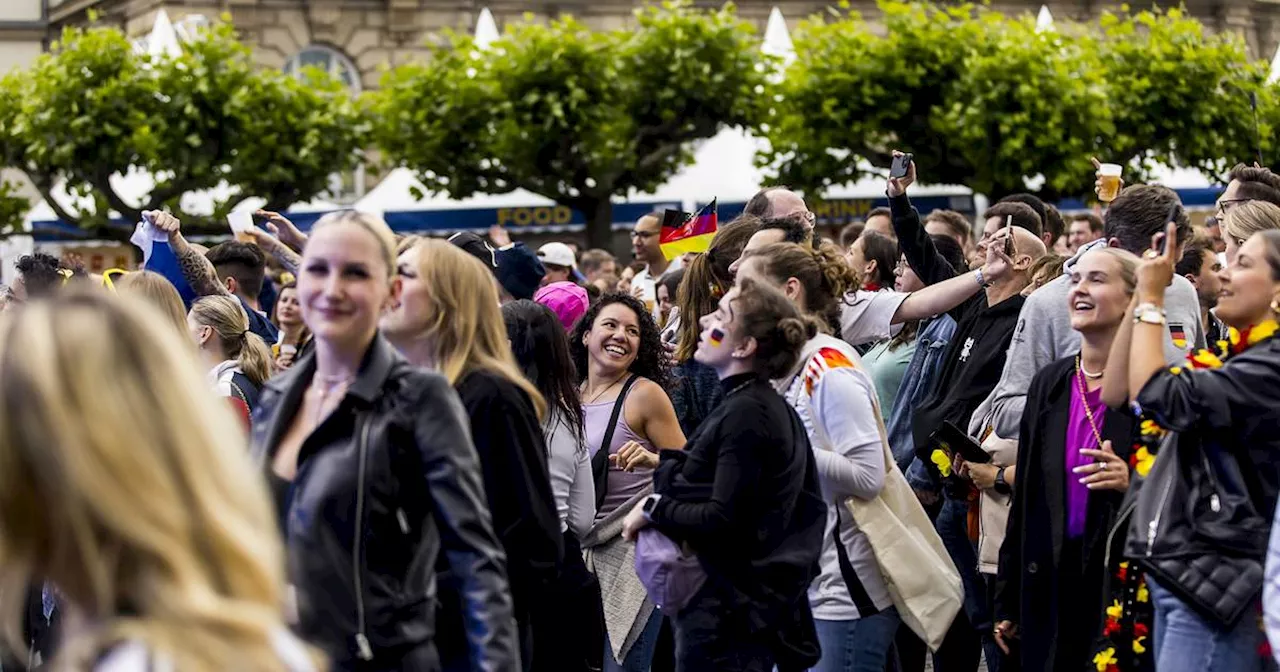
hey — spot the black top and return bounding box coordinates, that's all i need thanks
[1137,336,1280,520]
[452,369,563,606]
[650,373,826,615]
[912,293,1027,461]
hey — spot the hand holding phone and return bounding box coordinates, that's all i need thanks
[890,153,914,179]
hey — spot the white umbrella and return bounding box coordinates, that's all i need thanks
[475,8,500,50]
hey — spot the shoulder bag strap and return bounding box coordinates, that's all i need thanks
[592,374,640,510]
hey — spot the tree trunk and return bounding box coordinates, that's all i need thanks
[584,198,614,250]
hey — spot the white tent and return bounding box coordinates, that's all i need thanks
[474,8,500,49]
[354,167,554,215]
[1035,6,1054,33]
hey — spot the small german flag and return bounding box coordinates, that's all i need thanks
[1169,323,1187,350]
[659,199,718,261]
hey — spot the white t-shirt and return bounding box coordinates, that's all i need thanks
[839,290,909,347]
[783,334,894,620]
[544,412,595,538]
[633,257,684,322]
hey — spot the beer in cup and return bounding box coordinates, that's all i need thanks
[1097,163,1123,202]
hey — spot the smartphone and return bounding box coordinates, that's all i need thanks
[1003,214,1015,255]
[1158,202,1179,255]
[889,153,913,179]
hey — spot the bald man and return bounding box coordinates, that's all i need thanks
[744,186,816,231]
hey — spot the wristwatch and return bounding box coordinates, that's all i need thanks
[973,268,990,288]
[641,493,663,522]
[1133,302,1167,326]
[994,467,1012,495]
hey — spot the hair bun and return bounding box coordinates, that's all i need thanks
[777,316,815,349]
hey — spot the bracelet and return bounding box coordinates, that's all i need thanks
[974,268,989,288]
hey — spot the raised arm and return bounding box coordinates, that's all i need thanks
[1130,224,1179,400]
[892,228,1015,324]
[886,151,958,286]
[144,210,231,298]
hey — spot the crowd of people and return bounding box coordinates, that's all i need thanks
[2,153,1280,672]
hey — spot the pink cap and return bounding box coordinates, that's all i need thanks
[534,281,589,331]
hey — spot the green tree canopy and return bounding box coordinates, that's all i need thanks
[369,2,773,247]
[0,19,367,240]
[764,1,1273,202]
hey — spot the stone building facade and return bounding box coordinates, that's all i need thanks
[22,1,1280,96]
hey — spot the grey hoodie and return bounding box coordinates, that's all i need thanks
[967,239,1205,439]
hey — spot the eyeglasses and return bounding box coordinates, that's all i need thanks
[1216,198,1252,216]
[630,230,658,240]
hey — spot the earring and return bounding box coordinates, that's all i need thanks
[1271,298,1280,315]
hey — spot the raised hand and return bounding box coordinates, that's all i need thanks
[255,210,308,253]
[887,149,917,198]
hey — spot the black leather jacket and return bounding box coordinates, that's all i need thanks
[252,335,520,671]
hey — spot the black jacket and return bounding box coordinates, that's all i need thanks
[437,370,563,672]
[995,356,1134,671]
[651,374,826,669]
[252,335,519,671]
[888,192,979,322]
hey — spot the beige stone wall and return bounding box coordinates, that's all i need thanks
[34,1,1280,92]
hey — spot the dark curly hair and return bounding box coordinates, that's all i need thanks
[569,292,669,388]
[15,253,65,299]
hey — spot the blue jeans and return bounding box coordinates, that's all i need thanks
[604,609,663,672]
[935,495,998,672]
[1149,578,1264,672]
[812,607,901,672]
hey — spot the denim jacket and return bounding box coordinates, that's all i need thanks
[886,314,957,485]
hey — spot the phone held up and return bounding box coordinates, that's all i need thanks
[1003,215,1015,256]
[889,153,913,179]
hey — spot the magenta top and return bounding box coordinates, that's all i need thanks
[1064,378,1107,539]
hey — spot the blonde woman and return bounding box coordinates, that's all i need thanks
[0,289,316,670]
[1221,200,1280,263]
[252,211,518,669]
[188,295,273,425]
[113,270,188,339]
[381,238,563,671]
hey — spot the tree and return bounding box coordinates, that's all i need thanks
[1094,7,1269,181]
[369,2,773,248]
[0,19,367,241]
[763,1,1270,202]
[0,180,28,236]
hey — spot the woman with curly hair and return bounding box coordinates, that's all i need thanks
[569,292,685,672]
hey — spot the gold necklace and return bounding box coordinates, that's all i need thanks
[1075,355,1105,449]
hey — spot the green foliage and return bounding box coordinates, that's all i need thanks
[369,1,772,246]
[765,0,1274,202]
[0,181,29,236]
[0,21,366,239]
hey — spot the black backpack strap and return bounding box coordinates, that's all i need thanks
[832,506,880,617]
[591,374,641,511]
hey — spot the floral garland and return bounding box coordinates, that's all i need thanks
[1128,319,1279,477]
[1095,320,1279,671]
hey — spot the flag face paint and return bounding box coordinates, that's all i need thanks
[708,327,725,347]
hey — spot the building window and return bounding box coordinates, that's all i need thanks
[284,46,364,202]
[284,46,361,92]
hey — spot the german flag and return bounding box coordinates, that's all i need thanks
[659,199,718,261]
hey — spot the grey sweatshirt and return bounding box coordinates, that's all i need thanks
[967,240,1205,439]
